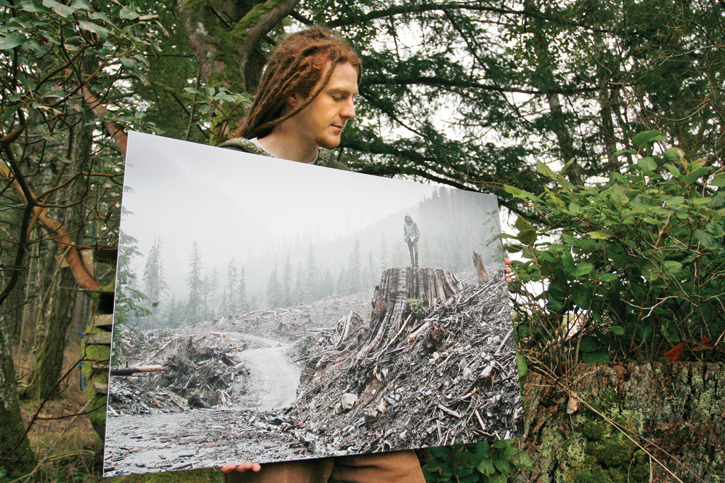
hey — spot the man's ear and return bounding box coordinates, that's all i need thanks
[287,92,305,109]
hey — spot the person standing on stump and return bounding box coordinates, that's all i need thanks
[218,26,425,483]
[403,215,420,268]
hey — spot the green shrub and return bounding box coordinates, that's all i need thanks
[422,440,533,482]
[506,131,725,364]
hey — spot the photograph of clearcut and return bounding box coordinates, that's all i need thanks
[103,131,523,476]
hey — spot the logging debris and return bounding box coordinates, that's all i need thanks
[286,270,523,455]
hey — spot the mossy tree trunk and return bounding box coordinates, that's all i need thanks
[0,326,35,477]
[516,363,724,482]
[176,0,300,142]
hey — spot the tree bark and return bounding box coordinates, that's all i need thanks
[21,118,93,401]
[0,326,35,477]
[517,363,725,481]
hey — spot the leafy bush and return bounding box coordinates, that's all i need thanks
[506,131,725,364]
[422,440,533,482]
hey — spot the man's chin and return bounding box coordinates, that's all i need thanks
[317,137,342,149]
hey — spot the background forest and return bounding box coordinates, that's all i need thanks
[1,0,723,481]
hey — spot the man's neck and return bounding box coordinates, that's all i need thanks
[257,128,319,164]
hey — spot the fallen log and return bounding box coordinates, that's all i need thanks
[110,365,166,376]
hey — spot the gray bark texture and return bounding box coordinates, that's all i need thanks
[516,363,724,482]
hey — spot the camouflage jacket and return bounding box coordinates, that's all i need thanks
[219,137,349,171]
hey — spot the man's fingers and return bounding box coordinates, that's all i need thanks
[220,462,261,474]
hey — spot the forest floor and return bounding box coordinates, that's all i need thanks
[103,270,523,477]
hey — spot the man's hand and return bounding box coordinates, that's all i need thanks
[505,258,513,284]
[221,462,262,474]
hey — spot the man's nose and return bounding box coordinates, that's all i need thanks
[341,99,356,120]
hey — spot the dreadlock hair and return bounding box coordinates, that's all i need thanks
[233,26,362,140]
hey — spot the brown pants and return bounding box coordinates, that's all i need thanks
[224,450,425,483]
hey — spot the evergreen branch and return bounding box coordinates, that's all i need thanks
[364,74,598,95]
[326,2,610,33]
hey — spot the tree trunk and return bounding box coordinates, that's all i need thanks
[0,326,35,477]
[21,262,77,400]
[516,363,725,481]
[21,118,92,401]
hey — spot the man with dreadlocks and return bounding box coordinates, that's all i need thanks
[218,26,426,483]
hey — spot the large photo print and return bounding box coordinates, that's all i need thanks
[103,131,523,476]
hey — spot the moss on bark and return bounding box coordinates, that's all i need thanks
[517,363,724,482]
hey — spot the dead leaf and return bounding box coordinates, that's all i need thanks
[664,342,685,362]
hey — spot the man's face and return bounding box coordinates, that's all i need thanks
[288,62,359,149]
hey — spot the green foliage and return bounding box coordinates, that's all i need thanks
[422,440,533,482]
[405,298,425,315]
[507,133,725,364]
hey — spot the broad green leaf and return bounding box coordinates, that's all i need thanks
[666,196,684,206]
[536,161,555,178]
[598,273,618,282]
[637,324,653,341]
[637,156,657,171]
[587,230,612,240]
[613,148,637,156]
[0,32,26,50]
[632,130,663,149]
[579,336,600,352]
[582,351,611,363]
[610,325,626,336]
[663,147,685,163]
[694,230,719,250]
[473,441,490,458]
[493,458,513,474]
[665,320,680,343]
[476,458,495,475]
[573,262,594,278]
[90,11,112,24]
[562,251,575,275]
[514,215,537,245]
[120,6,140,20]
[78,21,109,45]
[663,163,681,177]
[692,197,712,205]
[504,185,533,201]
[513,450,534,469]
[69,0,90,11]
[19,1,44,12]
[663,260,684,276]
[572,288,593,309]
[43,0,74,16]
[681,167,710,185]
[568,202,582,214]
[712,174,725,188]
[516,353,528,379]
[488,475,507,483]
[611,185,629,205]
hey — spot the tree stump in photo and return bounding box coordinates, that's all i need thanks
[359,267,463,361]
[472,251,490,283]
